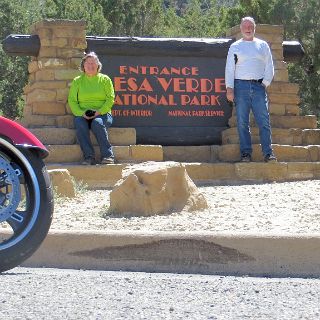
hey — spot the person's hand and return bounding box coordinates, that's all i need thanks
[83,114,93,120]
[226,88,234,102]
[83,111,96,120]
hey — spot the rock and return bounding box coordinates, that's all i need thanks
[48,169,76,198]
[109,162,208,216]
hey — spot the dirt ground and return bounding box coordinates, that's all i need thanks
[51,179,320,234]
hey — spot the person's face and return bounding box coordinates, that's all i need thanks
[240,20,255,41]
[83,57,99,76]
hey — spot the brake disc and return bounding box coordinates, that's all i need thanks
[0,156,21,223]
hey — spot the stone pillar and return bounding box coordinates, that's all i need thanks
[22,19,86,128]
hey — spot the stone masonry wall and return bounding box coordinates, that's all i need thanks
[22,19,86,128]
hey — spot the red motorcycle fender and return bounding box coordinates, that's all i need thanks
[0,116,48,158]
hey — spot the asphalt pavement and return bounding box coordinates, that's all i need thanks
[1,267,320,320]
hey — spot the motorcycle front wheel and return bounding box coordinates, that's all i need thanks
[0,138,53,272]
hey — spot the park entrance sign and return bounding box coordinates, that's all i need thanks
[86,37,233,145]
[3,30,303,145]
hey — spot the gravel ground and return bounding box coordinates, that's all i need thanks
[51,179,320,234]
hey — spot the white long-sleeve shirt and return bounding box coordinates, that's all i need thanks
[225,38,274,88]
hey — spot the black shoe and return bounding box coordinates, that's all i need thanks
[81,157,95,165]
[264,154,277,163]
[241,153,252,162]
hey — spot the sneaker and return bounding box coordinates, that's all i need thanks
[101,157,114,164]
[241,153,252,162]
[264,154,277,163]
[81,157,95,165]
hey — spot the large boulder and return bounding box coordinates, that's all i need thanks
[109,162,208,216]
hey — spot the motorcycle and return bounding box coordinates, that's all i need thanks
[0,116,53,272]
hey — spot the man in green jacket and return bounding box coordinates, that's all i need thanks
[68,52,115,165]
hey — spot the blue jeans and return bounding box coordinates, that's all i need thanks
[234,79,273,157]
[74,113,114,160]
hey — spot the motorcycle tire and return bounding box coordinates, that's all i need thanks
[0,140,54,272]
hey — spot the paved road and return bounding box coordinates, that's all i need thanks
[1,267,320,319]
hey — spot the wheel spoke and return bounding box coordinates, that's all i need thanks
[0,171,7,187]
[7,210,27,234]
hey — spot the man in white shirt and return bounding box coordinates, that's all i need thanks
[225,16,277,162]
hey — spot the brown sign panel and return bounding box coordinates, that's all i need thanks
[101,54,231,145]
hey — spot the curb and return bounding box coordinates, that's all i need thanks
[23,230,320,277]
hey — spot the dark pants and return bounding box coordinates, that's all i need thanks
[74,113,114,160]
[234,79,273,156]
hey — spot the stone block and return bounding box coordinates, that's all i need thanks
[40,37,68,48]
[184,163,236,181]
[53,27,86,39]
[285,105,300,115]
[109,128,136,145]
[274,69,289,82]
[28,61,40,73]
[56,115,74,128]
[32,102,66,115]
[269,104,286,115]
[235,162,288,182]
[313,162,320,178]
[273,145,309,161]
[113,146,130,160]
[27,80,67,91]
[34,19,86,30]
[274,61,288,70]
[65,103,72,115]
[210,145,220,162]
[26,89,56,104]
[287,162,315,180]
[56,88,70,103]
[255,33,283,44]
[38,58,67,68]
[21,115,57,128]
[163,146,211,162]
[48,169,75,198]
[55,164,125,189]
[308,146,320,162]
[28,73,35,82]
[70,58,82,69]
[130,145,163,161]
[38,47,57,58]
[269,93,300,105]
[256,24,284,35]
[45,145,82,163]
[270,115,317,129]
[271,49,284,60]
[56,48,84,59]
[30,128,77,145]
[35,70,55,81]
[69,38,87,50]
[302,129,320,145]
[23,84,32,95]
[36,28,53,40]
[55,69,80,80]
[269,82,299,94]
[272,44,284,51]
